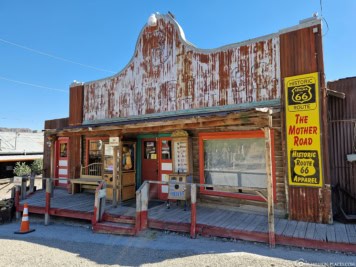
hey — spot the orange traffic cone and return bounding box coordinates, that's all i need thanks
[14,203,35,234]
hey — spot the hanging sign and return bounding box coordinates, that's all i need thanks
[285,72,323,187]
[109,137,120,147]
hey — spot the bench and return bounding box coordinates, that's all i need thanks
[71,163,103,194]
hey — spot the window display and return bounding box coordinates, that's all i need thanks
[203,138,267,189]
[123,144,135,170]
[88,140,102,164]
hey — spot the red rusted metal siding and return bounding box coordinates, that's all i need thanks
[69,85,84,126]
[328,77,356,215]
[280,24,332,223]
[44,118,69,130]
[83,15,281,122]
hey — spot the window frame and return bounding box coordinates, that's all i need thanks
[85,137,109,166]
[199,130,276,202]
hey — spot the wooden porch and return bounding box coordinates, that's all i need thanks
[16,187,356,253]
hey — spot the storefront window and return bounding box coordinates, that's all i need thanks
[199,131,275,201]
[88,140,102,164]
[123,144,135,170]
[204,138,267,188]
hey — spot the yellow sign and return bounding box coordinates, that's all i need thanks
[285,72,323,187]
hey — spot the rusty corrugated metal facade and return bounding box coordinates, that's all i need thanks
[328,77,356,215]
[51,15,333,223]
[83,15,280,123]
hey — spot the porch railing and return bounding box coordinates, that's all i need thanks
[14,177,106,226]
[136,180,275,248]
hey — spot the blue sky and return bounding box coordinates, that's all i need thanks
[0,0,355,130]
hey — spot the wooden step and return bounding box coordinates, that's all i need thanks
[93,221,136,236]
[102,213,136,224]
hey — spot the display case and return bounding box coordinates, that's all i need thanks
[121,142,136,201]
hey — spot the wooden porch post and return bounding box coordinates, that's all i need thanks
[264,127,275,248]
[20,177,27,200]
[190,184,197,238]
[135,189,142,234]
[45,178,51,225]
[15,185,20,220]
[140,182,150,230]
[113,146,118,207]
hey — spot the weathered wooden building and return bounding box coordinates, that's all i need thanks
[43,13,332,226]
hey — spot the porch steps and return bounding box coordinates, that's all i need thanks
[102,213,136,224]
[93,221,136,236]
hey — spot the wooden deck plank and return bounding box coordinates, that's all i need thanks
[206,210,231,227]
[348,236,356,244]
[219,211,245,229]
[198,208,224,224]
[326,224,336,243]
[245,215,265,232]
[293,221,308,239]
[234,214,257,231]
[335,223,349,244]
[254,217,278,233]
[225,213,250,230]
[345,224,356,237]
[214,211,234,227]
[275,219,288,235]
[282,220,298,237]
[313,223,327,241]
[305,223,316,240]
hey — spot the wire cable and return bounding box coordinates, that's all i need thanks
[0,76,68,93]
[320,0,329,37]
[0,38,116,74]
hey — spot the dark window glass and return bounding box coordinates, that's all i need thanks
[161,140,171,160]
[88,140,102,164]
[144,141,156,159]
[60,143,67,158]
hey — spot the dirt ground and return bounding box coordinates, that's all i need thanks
[0,178,43,200]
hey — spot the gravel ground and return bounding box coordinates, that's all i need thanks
[0,216,355,267]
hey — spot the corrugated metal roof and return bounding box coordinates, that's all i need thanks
[0,154,43,162]
[0,132,43,154]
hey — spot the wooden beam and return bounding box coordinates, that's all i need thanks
[264,127,275,248]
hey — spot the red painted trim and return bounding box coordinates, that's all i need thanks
[49,208,93,221]
[55,137,69,187]
[269,231,276,248]
[17,205,45,214]
[135,211,141,235]
[93,223,135,235]
[15,189,19,208]
[276,235,356,253]
[140,210,148,230]
[190,202,197,238]
[200,225,269,243]
[199,130,277,202]
[93,206,98,225]
[158,137,172,200]
[103,213,136,223]
[148,219,191,233]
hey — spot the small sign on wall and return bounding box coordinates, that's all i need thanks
[109,137,120,146]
